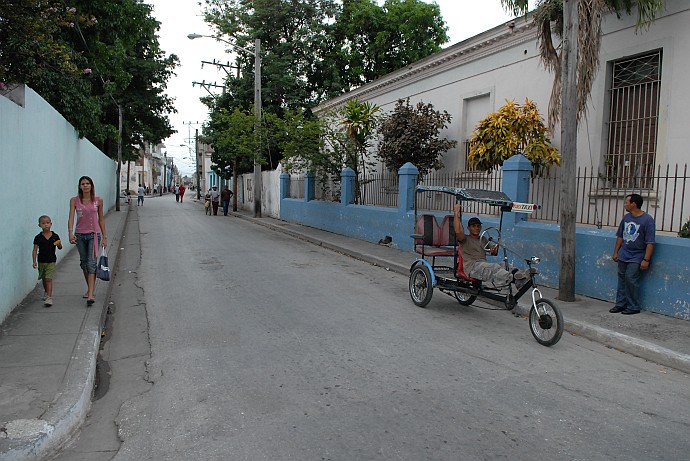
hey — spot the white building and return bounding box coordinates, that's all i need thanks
[314,1,690,232]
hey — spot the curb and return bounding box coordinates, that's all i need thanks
[232,212,690,375]
[0,205,130,461]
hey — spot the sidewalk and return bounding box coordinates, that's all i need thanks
[0,203,129,461]
[2,201,689,460]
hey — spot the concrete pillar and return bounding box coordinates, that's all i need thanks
[304,172,315,202]
[397,162,419,213]
[280,172,290,200]
[341,167,356,205]
[501,154,533,225]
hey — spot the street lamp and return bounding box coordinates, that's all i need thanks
[187,33,262,218]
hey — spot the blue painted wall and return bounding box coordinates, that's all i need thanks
[280,160,690,320]
[0,86,116,322]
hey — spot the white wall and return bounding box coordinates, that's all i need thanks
[0,86,116,322]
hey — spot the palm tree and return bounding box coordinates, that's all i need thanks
[341,99,380,203]
[501,0,665,128]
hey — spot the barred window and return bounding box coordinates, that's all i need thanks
[604,50,662,189]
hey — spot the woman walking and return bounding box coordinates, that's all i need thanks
[68,176,107,305]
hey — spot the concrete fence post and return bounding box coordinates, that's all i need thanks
[341,167,356,205]
[279,172,290,200]
[304,171,315,202]
[397,162,419,213]
[501,154,533,226]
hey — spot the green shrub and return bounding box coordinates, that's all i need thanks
[679,217,690,238]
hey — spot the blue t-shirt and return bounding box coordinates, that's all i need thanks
[616,212,655,263]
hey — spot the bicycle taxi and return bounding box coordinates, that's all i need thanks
[408,185,564,346]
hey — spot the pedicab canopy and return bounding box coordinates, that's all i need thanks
[414,186,538,213]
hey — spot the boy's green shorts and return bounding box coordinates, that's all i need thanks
[37,262,56,280]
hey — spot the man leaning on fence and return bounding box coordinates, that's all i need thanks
[610,193,655,315]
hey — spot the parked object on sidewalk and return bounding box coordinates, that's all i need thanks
[96,248,110,281]
[67,176,108,305]
[611,193,656,315]
[408,185,563,347]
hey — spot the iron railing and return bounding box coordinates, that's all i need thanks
[288,175,304,199]
[417,169,503,216]
[356,173,399,207]
[530,163,689,233]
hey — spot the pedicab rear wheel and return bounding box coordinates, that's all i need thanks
[409,264,434,308]
[453,291,477,306]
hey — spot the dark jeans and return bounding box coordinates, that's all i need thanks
[222,200,230,216]
[615,260,642,312]
[212,201,219,215]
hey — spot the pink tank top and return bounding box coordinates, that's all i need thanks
[74,196,101,234]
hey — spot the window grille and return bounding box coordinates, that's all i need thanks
[604,50,662,189]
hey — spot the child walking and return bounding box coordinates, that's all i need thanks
[32,215,63,307]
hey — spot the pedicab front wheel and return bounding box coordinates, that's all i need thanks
[409,264,434,308]
[529,298,564,346]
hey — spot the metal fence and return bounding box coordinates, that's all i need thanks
[315,175,339,202]
[288,175,304,199]
[286,163,689,233]
[530,163,689,233]
[357,172,399,207]
[417,169,503,216]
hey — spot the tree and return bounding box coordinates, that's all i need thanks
[205,106,256,180]
[377,98,457,180]
[340,98,380,203]
[468,99,560,176]
[0,1,84,84]
[326,0,449,92]
[273,109,325,174]
[2,0,178,157]
[500,0,665,128]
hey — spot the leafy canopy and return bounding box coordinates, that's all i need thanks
[468,99,560,176]
[377,98,456,179]
[1,0,178,158]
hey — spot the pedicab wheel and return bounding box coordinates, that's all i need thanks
[409,264,434,307]
[529,298,564,347]
[453,291,476,306]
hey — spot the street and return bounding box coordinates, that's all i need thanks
[56,196,689,461]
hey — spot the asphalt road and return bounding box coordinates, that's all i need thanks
[58,196,690,460]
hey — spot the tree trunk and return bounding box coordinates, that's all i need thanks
[558,0,578,302]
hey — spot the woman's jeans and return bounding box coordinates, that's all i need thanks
[615,261,642,312]
[76,233,101,274]
[222,200,230,216]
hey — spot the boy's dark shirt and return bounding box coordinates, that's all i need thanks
[34,232,61,263]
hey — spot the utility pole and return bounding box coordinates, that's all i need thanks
[116,105,123,211]
[196,129,202,200]
[253,38,262,218]
[559,0,578,302]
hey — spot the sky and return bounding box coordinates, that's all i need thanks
[148,0,534,176]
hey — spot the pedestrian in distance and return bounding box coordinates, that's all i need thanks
[179,184,186,203]
[610,193,656,315]
[453,203,531,288]
[204,190,212,215]
[221,186,233,216]
[68,176,107,306]
[174,185,180,202]
[137,184,145,206]
[32,215,63,307]
[210,185,221,215]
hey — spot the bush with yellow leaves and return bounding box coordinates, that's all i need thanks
[468,99,560,176]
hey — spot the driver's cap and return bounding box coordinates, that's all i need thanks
[467,217,482,226]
